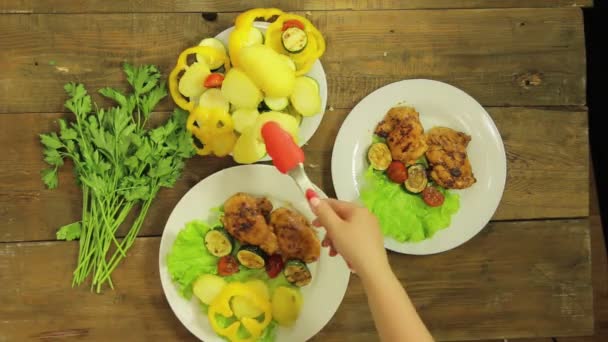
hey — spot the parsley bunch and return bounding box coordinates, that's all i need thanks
[40,63,196,292]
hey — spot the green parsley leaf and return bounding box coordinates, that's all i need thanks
[99,87,128,108]
[56,222,81,241]
[41,168,59,189]
[40,133,63,149]
[43,148,64,167]
[140,84,167,117]
[60,127,78,141]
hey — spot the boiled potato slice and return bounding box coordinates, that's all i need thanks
[290,76,322,117]
[196,38,227,70]
[232,108,259,134]
[231,296,264,319]
[254,111,299,143]
[271,286,303,327]
[221,68,263,109]
[192,274,227,305]
[239,44,296,98]
[279,54,297,71]
[199,88,230,113]
[178,62,210,99]
[245,280,270,301]
[233,126,267,164]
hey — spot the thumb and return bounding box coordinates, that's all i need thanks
[309,196,342,231]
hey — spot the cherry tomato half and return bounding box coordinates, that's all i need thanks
[217,255,239,276]
[386,161,408,183]
[282,19,305,31]
[421,187,445,207]
[265,254,284,278]
[204,73,224,88]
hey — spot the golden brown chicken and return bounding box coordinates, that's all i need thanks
[222,193,278,254]
[270,208,320,263]
[425,127,476,189]
[375,106,427,166]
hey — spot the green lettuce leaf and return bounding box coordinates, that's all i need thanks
[167,220,218,298]
[360,167,460,242]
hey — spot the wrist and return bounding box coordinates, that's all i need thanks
[357,256,393,285]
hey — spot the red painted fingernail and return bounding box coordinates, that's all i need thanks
[306,189,318,201]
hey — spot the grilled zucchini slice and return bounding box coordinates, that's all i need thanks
[204,228,234,257]
[236,245,267,269]
[283,260,312,287]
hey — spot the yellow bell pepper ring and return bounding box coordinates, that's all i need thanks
[264,13,326,76]
[168,46,228,111]
[187,107,236,156]
[208,282,272,342]
[186,109,212,155]
[229,8,285,67]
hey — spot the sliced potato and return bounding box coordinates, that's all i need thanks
[199,88,230,113]
[178,62,211,99]
[285,105,303,126]
[279,54,297,71]
[239,44,296,98]
[271,286,303,327]
[290,76,321,117]
[221,68,263,109]
[192,274,227,305]
[254,111,299,143]
[245,280,270,301]
[233,126,267,164]
[232,108,259,133]
[231,295,264,319]
[196,38,227,69]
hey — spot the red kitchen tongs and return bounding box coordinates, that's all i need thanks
[261,122,326,201]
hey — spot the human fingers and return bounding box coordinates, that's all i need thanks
[324,198,360,219]
[309,197,343,230]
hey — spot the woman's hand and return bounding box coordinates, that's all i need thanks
[310,197,389,278]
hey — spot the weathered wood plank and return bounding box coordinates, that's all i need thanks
[0,0,593,14]
[0,8,585,114]
[0,219,592,341]
[0,107,588,242]
[557,176,608,341]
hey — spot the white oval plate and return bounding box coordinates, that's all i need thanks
[331,79,507,255]
[215,22,327,161]
[159,165,350,341]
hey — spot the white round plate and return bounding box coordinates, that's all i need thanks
[215,22,328,161]
[159,165,350,341]
[331,79,506,255]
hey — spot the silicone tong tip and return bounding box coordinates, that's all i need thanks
[261,122,305,174]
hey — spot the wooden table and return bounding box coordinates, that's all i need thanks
[0,1,594,341]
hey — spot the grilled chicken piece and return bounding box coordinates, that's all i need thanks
[270,208,320,263]
[425,127,476,189]
[222,193,278,254]
[256,197,273,223]
[375,106,428,166]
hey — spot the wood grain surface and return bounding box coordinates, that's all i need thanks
[0,8,585,114]
[0,2,595,341]
[0,0,593,14]
[0,219,592,341]
[0,107,588,242]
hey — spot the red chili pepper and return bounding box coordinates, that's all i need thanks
[282,19,305,31]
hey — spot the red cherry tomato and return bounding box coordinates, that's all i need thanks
[386,161,408,183]
[282,19,305,31]
[265,254,284,278]
[204,73,224,88]
[217,255,239,276]
[421,187,445,207]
